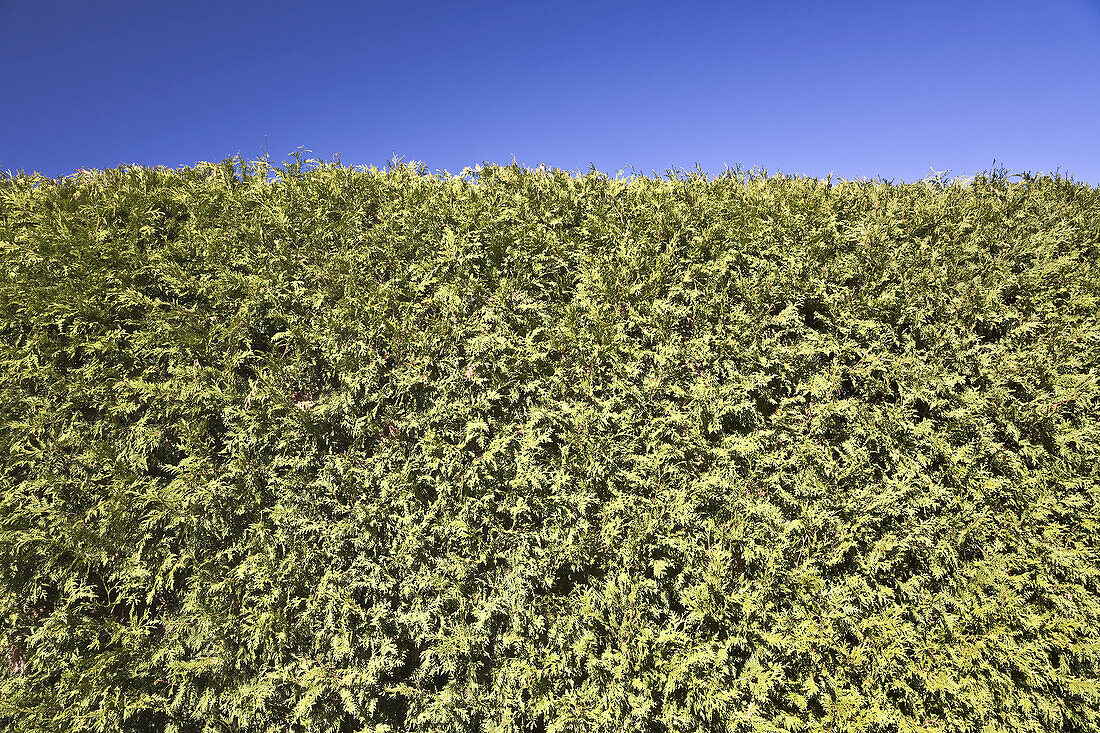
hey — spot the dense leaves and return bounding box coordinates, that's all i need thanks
[2,158,1099,733]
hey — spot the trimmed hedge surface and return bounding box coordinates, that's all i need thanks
[2,160,1099,733]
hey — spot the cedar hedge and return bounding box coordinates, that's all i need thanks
[1,158,1099,733]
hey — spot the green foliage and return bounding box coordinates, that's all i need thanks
[2,157,1099,733]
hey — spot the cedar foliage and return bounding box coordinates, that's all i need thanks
[1,157,1099,733]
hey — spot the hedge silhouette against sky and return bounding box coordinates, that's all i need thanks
[2,159,1098,732]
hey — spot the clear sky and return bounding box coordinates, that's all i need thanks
[3,0,1098,182]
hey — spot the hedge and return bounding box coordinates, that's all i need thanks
[1,158,1099,733]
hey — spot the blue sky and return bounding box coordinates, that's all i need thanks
[2,0,1098,182]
